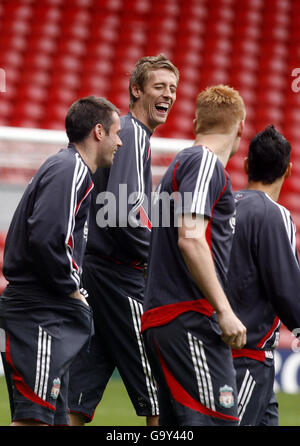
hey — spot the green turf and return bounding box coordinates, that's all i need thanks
[0,375,299,426]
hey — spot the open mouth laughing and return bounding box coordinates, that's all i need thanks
[155,102,170,115]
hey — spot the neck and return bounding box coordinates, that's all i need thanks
[246,179,284,202]
[73,142,97,173]
[130,106,155,133]
[193,131,238,167]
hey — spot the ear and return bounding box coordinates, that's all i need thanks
[244,157,249,175]
[237,120,245,138]
[284,161,292,179]
[94,123,104,141]
[131,83,141,100]
[192,118,198,134]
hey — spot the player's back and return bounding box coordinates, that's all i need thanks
[144,144,234,313]
[227,189,299,353]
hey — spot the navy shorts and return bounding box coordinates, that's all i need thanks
[143,311,239,426]
[0,289,93,425]
[234,356,278,426]
[68,256,159,421]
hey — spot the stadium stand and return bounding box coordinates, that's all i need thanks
[0,0,299,297]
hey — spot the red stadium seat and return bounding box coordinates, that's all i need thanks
[232,38,260,57]
[114,46,145,63]
[107,91,129,113]
[18,84,48,103]
[231,53,259,72]
[0,49,23,70]
[77,74,111,96]
[199,68,230,88]
[150,1,180,17]
[0,18,31,39]
[47,86,78,107]
[26,35,57,55]
[30,21,61,38]
[40,102,70,129]
[92,0,123,12]
[22,52,54,71]
[0,99,13,119]
[56,39,87,58]
[10,101,45,126]
[0,33,28,52]
[85,41,115,60]
[229,71,258,89]
[256,89,285,107]
[51,54,82,72]
[233,22,261,40]
[21,69,51,89]
[121,0,151,14]
[280,193,300,214]
[30,4,62,22]
[49,71,81,91]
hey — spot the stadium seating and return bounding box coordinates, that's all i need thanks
[1,0,300,287]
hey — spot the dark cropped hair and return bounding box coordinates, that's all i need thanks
[65,96,120,143]
[247,125,291,184]
[129,54,179,108]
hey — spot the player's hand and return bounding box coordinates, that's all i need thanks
[70,289,89,306]
[216,308,246,349]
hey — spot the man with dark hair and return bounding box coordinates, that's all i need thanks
[68,54,179,426]
[66,96,120,144]
[226,124,300,425]
[0,96,122,426]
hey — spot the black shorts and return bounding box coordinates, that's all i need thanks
[68,256,159,421]
[234,356,278,426]
[0,290,93,425]
[143,311,239,426]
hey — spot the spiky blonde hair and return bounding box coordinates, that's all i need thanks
[195,85,246,134]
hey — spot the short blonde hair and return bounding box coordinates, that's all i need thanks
[195,85,246,134]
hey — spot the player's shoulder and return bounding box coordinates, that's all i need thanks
[172,145,224,187]
[234,190,266,222]
[235,189,291,224]
[120,113,151,140]
[176,144,218,167]
[44,146,89,179]
[263,193,292,225]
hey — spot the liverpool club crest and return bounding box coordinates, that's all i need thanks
[51,378,61,400]
[219,385,234,408]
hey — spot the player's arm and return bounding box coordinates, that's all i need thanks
[177,213,246,349]
[28,158,90,300]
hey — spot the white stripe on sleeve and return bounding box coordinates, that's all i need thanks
[191,148,218,215]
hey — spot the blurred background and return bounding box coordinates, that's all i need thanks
[0,0,300,422]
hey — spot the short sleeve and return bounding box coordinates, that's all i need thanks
[175,148,225,219]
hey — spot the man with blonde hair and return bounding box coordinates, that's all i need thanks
[141,85,247,426]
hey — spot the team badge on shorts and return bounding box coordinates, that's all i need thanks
[219,385,234,408]
[51,378,61,400]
